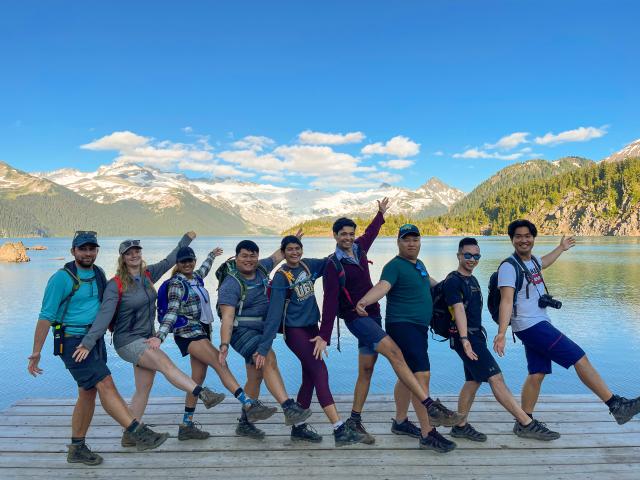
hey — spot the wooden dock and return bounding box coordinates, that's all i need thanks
[0,394,639,479]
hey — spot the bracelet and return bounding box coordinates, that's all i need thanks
[459,336,469,341]
[219,342,229,350]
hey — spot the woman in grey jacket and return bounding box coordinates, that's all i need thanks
[77,232,225,446]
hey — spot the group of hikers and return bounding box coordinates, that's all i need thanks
[28,197,640,466]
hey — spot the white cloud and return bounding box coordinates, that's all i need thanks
[485,132,529,150]
[534,126,607,145]
[453,148,522,161]
[310,175,378,189]
[260,175,285,183]
[366,171,403,183]
[81,131,150,151]
[231,135,276,151]
[378,159,414,170]
[178,160,252,177]
[274,145,361,176]
[361,135,420,158]
[217,149,286,173]
[182,126,194,134]
[298,130,365,145]
[433,151,444,156]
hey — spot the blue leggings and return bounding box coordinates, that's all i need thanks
[284,325,335,409]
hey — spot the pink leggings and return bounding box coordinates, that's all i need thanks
[284,325,335,409]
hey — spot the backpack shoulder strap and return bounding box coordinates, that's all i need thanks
[57,263,81,323]
[113,276,124,303]
[93,266,107,301]
[449,271,472,307]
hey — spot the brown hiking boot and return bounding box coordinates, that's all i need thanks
[427,399,465,427]
[67,443,103,466]
[345,417,375,444]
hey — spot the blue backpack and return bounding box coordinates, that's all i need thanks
[157,275,204,330]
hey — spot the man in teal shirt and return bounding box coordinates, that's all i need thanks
[28,231,168,466]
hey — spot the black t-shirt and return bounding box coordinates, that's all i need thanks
[442,272,483,330]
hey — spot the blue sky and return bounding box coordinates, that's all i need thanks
[0,0,637,192]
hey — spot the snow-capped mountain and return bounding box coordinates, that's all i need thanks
[38,160,466,232]
[603,139,640,163]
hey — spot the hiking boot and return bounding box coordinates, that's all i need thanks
[419,429,457,453]
[282,401,312,426]
[243,399,278,422]
[609,395,640,425]
[121,430,136,447]
[345,417,376,444]
[67,443,103,466]
[451,423,487,442]
[129,423,170,451]
[427,399,465,427]
[198,387,225,409]
[178,422,210,441]
[236,417,265,440]
[391,418,421,439]
[291,423,323,443]
[334,422,365,447]
[513,419,561,441]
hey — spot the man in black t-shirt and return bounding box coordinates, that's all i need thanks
[442,238,559,441]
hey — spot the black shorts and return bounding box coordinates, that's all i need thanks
[453,331,501,382]
[60,336,111,390]
[174,323,212,357]
[385,322,430,373]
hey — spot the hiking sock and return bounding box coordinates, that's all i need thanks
[421,397,434,409]
[605,395,616,407]
[234,388,255,406]
[525,412,534,420]
[183,407,196,426]
[192,385,203,397]
[126,420,140,433]
[294,421,306,427]
[281,398,295,409]
[71,437,85,446]
[333,420,344,431]
[350,410,362,421]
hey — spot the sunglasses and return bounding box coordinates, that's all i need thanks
[461,253,481,261]
[415,263,428,277]
[73,230,97,239]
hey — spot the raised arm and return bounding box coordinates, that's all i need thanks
[269,229,303,265]
[356,280,392,316]
[540,235,575,269]
[357,199,388,253]
[196,247,223,279]
[147,232,196,282]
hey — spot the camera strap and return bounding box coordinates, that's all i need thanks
[511,253,550,297]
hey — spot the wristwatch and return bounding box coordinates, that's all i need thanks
[219,342,229,350]
[459,336,469,342]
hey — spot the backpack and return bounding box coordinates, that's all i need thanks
[110,270,153,332]
[156,275,204,330]
[430,271,471,341]
[266,261,311,335]
[487,255,541,324]
[57,261,107,325]
[215,257,269,317]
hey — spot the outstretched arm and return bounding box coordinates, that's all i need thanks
[541,235,575,269]
[147,231,196,282]
[356,280,392,316]
[357,198,388,253]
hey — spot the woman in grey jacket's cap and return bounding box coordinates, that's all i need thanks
[76,231,226,446]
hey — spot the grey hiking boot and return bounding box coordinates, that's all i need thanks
[391,418,421,439]
[121,430,136,447]
[291,423,323,443]
[178,422,210,441]
[334,422,365,447]
[282,400,312,426]
[345,417,376,444]
[419,429,457,453]
[236,417,265,440]
[67,443,103,466]
[513,419,561,441]
[243,399,278,422]
[129,423,170,451]
[198,387,226,409]
[450,423,487,442]
[427,399,465,427]
[608,394,640,425]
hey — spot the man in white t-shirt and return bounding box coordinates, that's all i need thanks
[494,219,640,431]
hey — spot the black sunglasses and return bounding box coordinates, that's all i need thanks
[462,253,481,261]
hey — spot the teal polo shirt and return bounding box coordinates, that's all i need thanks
[380,256,433,326]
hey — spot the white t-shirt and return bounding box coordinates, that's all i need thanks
[189,278,215,325]
[497,255,550,332]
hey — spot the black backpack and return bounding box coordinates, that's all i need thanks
[487,255,541,324]
[430,271,471,341]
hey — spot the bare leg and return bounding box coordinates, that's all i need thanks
[352,353,378,413]
[136,348,198,393]
[185,356,208,410]
[244,364,262,400]
[129,365,156,421]
[488,374,531,425]
[394,380,411,421]
[456,381,481,426]
[574,355,613,402]
[71,387,97,438]
[375,337,430,403]
[260,350,289,404]
[94,375,136,428]
[521,373,546,415]
[410,372,433,436]
[322,404,340,424]
[188,340,241,393]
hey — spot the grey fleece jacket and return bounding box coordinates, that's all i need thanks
[81,234,193,351]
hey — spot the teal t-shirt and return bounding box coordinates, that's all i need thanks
[39,268,102,335]
[380,256,433,326]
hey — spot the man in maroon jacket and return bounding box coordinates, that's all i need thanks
[317,199,462,452]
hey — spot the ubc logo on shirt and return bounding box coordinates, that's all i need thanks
[292,270,315,302]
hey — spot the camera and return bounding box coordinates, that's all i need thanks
[538,294,562,310]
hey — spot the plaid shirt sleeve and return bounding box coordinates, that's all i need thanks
[195,252,215,279]
[157,279,187,341]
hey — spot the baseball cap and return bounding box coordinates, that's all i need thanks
[72,231,99,248]
[398,224,421,238]
[119,239,142,255]
[176,246,196,262]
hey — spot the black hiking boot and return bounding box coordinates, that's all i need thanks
[291,423,323,443]
[236,417,265,440]
[427,399,466,427]
[67,443,103,466]
[129,423,170,451]
[450,423,487,442]
[243,399,278,422]
[391,418,421,439]
[608,395,640,425]
[178,422,210,441]
[198,387,226,409]
[345,417,376,444]
[334,422,365,447]
[513,419,561,441]
[419,428,457,453]
[282,400,312,426]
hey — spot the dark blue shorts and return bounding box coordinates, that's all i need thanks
[60,336,111,390]
[514,321,585,374]
[231,326,262,364]
[385,322,430,373]
[344,316,387,355]
[453,332,501,383]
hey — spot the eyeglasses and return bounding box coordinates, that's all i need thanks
[415,263,428,277]
[73,230,97,239]
[462,253,481,261]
